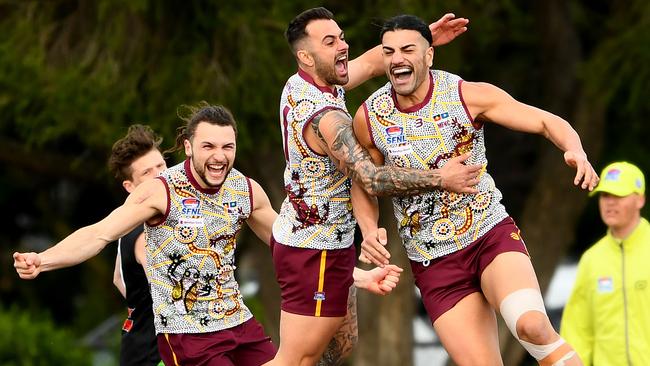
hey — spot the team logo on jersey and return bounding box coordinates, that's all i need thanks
[433,112,451,128]
[313,291,326,301]
[597,276,614,293]
[223,201,238,214]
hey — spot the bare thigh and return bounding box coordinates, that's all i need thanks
[267,310,344,366]
[433,292,502,366]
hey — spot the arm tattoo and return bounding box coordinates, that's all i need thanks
[325,110,443,196]
[318,286,358,366]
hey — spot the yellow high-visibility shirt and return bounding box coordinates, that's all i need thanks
[561,218,650,366]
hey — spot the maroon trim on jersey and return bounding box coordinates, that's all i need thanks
[302,106,344,157]
[246,177,254,213]
[184,158,221,195]
[458,80,482,130]
[361,102,377,147]
[298,68,338,97]
[392,71,434,113]
[146,176,170,227]
[282,105,290,161]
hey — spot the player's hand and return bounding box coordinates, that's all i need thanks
[359,227,391,267]
[355,264,403,295]
[439,153,482,193]
[430,13,469,47]
[564,151,599,191]
[13,252,42,279]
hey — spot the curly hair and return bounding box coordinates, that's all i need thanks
[108,124,163,182]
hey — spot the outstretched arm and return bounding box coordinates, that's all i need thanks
[246,179,278,246]
[345,13,469,91]
[13,179,166,279]
[461,81,599,190]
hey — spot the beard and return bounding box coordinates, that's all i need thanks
[314,55,348,86]
[191,157,231,188]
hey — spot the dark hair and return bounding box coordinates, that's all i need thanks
[285,7,334,54]
[108,124,163,182]
[170,102,238,153]
[380,15,432,46]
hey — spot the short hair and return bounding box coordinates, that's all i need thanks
[171,102,238,153]
[380,14,433,46]
[285,7,334,54]
[108,124,163,182]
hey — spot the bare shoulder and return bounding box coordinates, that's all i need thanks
[124,178,167,212]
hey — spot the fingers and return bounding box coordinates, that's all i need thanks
[360,243,389,267]
[377,227,387,245]
[382,264,404,273]
[358,252,372,265]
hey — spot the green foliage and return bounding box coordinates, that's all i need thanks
[0,305,92,365]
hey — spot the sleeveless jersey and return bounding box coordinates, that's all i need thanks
[273,68,356,250]
[117,225,160,365]
[145,159,253,334]
[362,70,509,262]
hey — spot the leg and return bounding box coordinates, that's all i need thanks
[481,252,581,365]
[265,310,344,366]
[433,292,503,366]
[317,286,358,366]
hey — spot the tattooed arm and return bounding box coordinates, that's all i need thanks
[308,108,481,196]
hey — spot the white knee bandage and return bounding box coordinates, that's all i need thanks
[499,288,565,360]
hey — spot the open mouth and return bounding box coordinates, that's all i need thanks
[206,163,226,177]
[391,66,413,82]
[335,54,348,76]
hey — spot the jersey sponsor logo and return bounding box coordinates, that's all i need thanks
[181,198,201,216]
[313,291,326,301]
[385,126,406,144]
[597,276,614,293]
[388,143,414,156]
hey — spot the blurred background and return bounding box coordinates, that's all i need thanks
[1,0,649,365]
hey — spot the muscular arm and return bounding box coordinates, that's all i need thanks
[246,179,278,246]
[461,81,599,190]
[13,179,166,279]
[345,14,469,91]
[312,109,480,196]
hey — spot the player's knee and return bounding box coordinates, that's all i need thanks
[515,311,555,345]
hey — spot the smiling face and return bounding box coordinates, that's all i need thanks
[381,29,433,97]
[184,122,236,188]
[599,192,645,237]
[302,19,349,86]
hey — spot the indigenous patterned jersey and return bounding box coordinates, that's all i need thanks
[273,69,355,250]
[145,160,253,334]
[362,70,508,262]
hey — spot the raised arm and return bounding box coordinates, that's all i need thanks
[461,81,599,190]
[345,13,469,91]
[245,178,278,246]
[13,178,166,279]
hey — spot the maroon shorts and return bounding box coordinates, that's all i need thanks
[157,318,276,366]
[271,236,355,317]
[411,217,529,324]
